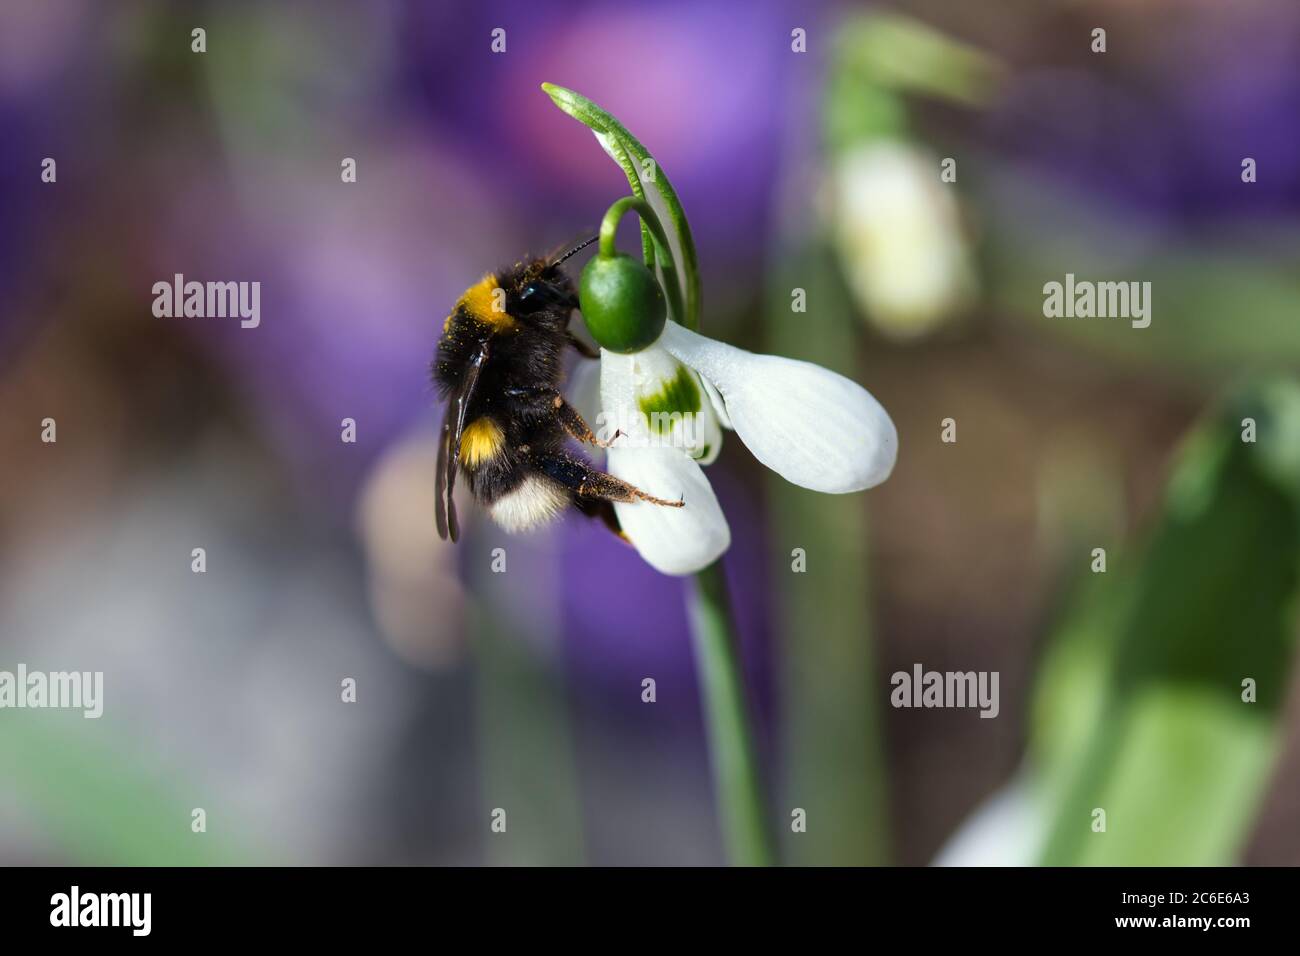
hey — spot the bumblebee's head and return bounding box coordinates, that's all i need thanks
[503,236,596,317]
[506,260,575,316]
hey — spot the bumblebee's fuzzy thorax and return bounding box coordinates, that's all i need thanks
[448,273,516,333]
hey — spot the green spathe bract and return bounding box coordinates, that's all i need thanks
[541,82,699,330]
[579,254,666,354]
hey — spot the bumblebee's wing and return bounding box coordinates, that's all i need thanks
[435,340,490,542]
[435,408,455,541]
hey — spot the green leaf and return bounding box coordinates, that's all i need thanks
[832,13,1005,108]
[823,12,1006,153]
[541,82,701,330]
[0,715,251,865]
[1032,381,1300,865]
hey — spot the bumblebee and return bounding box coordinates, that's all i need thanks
[432,239,683,541]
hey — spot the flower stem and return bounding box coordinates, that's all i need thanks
[597,196,686,334]
[686,561,776,866]
[602,200,771,865]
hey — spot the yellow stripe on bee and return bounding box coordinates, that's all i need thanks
[457,274,516,331]
[460,416,504,467]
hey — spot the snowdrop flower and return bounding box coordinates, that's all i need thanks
[553,100,898,575]
[828,140,976,340]
[547,81,890,866]
[584,309,897,575]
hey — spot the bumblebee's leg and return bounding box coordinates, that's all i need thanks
[573,496,628,540]
[504,387,619,447]
[566,331,600,359]
[551,394,622,448]
[530,451,684,508]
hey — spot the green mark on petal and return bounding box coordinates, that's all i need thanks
[638,365,702,434]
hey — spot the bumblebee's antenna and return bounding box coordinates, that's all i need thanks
[551,234,599,266]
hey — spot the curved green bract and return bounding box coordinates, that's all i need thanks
[541,82,701,331]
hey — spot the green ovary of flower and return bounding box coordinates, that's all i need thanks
[579,253,667,354]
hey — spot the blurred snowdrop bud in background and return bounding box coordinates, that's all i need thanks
[819,12,1003,342]
[827,140,977,341]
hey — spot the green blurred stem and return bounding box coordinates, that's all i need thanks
[687,561,776,866]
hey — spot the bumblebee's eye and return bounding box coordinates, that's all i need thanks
[515,284,541,314]
[516,282,563,314]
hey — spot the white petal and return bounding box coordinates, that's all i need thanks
[684,371,724,465]
[597,345,723,465]
[599,350,730,574]
[598,348,640,434]
[606,444,730,576]
[566,356,605,463]
[659,322,897,493]
[697,372,732,431]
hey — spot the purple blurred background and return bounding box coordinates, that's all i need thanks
[2,0,1299,865]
